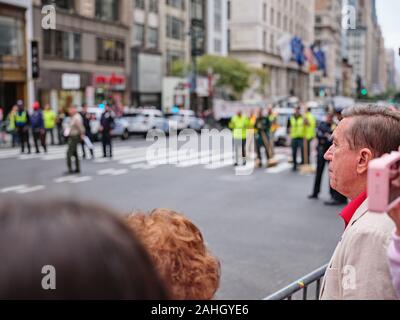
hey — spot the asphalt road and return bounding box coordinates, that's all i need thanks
[0,135,344,299]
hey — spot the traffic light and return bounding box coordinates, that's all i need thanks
[31,40,39,79]
[361,88,368,96]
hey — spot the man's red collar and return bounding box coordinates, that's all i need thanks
[339,191,367,228]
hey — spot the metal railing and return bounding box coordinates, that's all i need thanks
[263,264,328,300]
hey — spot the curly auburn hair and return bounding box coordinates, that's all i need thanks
[126,209,221,300]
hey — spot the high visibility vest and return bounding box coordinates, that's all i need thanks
[43,110,56,129]
[7,113,16,131]
[269,114,278,133]
[290,116,305,139]
[229,115,249,140]
[250,115,257,134]
[304,112,316,140]
[15,111,27,125]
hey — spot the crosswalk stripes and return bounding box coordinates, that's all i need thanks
[54,176,93,184]
[0,184,45,194]
[0,144,294,175]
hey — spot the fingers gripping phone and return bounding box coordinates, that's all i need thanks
[368,151,400,213]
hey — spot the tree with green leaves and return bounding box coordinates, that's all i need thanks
[171,55,268,100]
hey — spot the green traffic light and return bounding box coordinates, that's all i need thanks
[361,89,367,96]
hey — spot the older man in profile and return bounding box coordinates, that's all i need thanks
[320,105,400,300]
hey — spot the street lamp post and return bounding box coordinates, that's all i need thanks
[190,16,205,115]
[0,55,4,111]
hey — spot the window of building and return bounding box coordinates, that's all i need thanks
[147,27,159,49]
[135,0,145,9]
[95,0,119,21]
[167,15,184,40]
[227,29,230,51]
[166,0,185,10]
[263,31,267,51]
[133,23,145,47]
[270,33,274,52]
[0,16,24,58]
[149,0,158,12]
[270,8,274,26]
[214,38,221,53]
[166,49,184,75]
[43,29,81,60]
[42,0,74,11]
[191,0,203,20]
[263,3,267,22]
[214,0,222,32]
[97,38,125,64]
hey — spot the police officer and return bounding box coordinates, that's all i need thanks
[43,104,56,145]
[31,102,47,153]
[14,100,31,154]
[254,108,271,168]
[324,108,348,206]
[229,111,250,166]
[303,107,317,165]
[287,106,304,171]
[308,113,334,199]
[80,104,94,159]
[100,104,115,158]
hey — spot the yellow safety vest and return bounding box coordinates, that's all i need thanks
[304,112,316,140]
[229,115,249,140]
[290,116,304,139]
[43,110,56,129]
[7,112,16,131]
[15,111,27,124]
[269,114,278,133]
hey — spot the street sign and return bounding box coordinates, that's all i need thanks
[31,40,39,79]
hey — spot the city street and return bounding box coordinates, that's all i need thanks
[0,136,344,300]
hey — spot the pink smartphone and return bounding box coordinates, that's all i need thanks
[368,151,400,213]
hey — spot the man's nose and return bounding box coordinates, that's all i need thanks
[324,146,333,161]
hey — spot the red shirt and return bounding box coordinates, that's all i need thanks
[339,191,367,229]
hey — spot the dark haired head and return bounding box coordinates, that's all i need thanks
[0,197,169,300]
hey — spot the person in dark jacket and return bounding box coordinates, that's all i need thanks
[14,100,31,154]
[254,108,271,168]
[31,102,47,153]
[80,104,94,159]
[308,112,347,205]
[100,104,115,158]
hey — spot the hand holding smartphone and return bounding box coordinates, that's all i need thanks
[368,151,400,213]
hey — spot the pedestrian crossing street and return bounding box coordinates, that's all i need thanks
[0,144,293,194]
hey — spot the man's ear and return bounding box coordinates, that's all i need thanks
[357,148,374,175]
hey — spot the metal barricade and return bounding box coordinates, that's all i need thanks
[263,264,328,300]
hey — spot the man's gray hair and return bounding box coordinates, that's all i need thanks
[342,105,400,157]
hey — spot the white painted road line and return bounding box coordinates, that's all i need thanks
[70,176,93,183]
[54,176,92,184]
[1,185,28,193]
[16,185,45,194]
[97,168,129,176]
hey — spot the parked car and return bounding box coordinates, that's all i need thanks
[166,110,205,131]
[273,108,294,147]
[111,117,130,140]
[123,109,168,135]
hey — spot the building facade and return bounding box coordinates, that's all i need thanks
[32,0,132,112]
[228,0,315,101]
[347,0,386,95]
[386,49,397,91]
[314,0,343,97]
[0,0,34,115]
[206,0,228,56]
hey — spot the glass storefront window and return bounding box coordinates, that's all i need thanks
[0,16,24,58]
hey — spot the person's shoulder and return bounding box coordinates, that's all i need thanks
[349,210,395,241]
